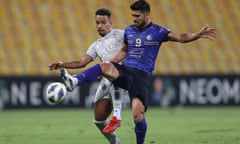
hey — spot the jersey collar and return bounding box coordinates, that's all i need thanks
[134,22,153,31]
[102,28,114,39]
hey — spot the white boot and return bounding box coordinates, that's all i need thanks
[60,68,78,91]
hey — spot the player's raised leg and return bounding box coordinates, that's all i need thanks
[60,63,119,91]
[60,64,103,91]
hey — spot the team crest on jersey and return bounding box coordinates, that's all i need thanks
[146,34,152,40]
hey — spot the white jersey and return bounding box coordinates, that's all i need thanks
[86,29,125,102]
[86,29,124,62]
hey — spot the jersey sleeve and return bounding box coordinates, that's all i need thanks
[118,30,125,42]
[86,42,97,60]
[123,27,129,44]
[157,26,171,42]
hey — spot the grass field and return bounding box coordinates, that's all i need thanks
[0,107,240,144]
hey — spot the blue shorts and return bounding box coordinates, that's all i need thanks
[111,62,151,111]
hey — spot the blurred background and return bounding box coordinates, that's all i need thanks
[0,0,239,109]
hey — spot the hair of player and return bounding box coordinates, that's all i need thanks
[95,8,111,18]
[130,0,150,13]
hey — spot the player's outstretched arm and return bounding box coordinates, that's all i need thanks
[49,54,93,70]
[167,25,216,43]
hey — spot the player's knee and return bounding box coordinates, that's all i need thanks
[100,62,112,72]
[132,108,145,121]
[133,111,145,122]
[100,62,119,80]
[132,98,145,121]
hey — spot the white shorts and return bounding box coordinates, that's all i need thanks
[94,77,122,103]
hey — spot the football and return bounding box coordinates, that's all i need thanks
[46,82,67,104]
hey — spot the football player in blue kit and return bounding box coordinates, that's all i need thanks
[50,1,216,144]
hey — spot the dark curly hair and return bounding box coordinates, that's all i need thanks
[130,0,150,12]
[95,8,111,18]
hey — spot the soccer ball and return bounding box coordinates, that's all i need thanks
[46,82,67,104]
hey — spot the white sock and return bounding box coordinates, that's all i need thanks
[113,100,122,120]
[113,107,121,120]
[111,86,122,120]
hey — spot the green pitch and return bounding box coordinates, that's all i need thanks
[0,107,240,144]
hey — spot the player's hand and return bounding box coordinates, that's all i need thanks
[199,25,217,41]
[49,61,63,70]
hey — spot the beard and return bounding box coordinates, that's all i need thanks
[134,20,147,29]
[98,30,106,37]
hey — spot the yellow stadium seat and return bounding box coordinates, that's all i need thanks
[0,0,239,75]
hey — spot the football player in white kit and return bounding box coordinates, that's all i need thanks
[49,8,124,144]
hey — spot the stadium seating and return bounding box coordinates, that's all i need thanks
[0,0,239,75]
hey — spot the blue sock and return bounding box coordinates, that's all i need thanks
[75,64,102,85]
[134,119,147,144]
